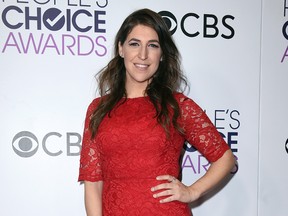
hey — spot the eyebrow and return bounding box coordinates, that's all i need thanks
[128,38,160,43]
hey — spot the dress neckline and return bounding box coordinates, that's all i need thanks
[121,96,150,104]
[126,96,147,100]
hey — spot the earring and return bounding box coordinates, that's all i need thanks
[120,53,124,58]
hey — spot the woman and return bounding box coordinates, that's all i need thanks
[78,8,235,216]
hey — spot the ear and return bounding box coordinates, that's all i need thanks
[118,42,124,58]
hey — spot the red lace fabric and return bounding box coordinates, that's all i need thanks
[78,93,229,216]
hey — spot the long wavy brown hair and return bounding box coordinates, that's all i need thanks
[89,8,187,138]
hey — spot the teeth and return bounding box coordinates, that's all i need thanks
[135,64,148,68]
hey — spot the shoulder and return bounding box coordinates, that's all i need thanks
[86,97,102,115]
[173,92,204,114]
[173,92,188,101]
[173,92,196,105]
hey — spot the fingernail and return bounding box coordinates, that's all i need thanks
[153,194,156,198]
[151,187,154,191]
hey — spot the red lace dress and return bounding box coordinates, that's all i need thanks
[78,93,229,216]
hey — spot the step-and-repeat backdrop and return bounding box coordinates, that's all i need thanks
[258,1,288,216]
[0,0,287,215]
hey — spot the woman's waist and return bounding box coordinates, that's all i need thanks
[102,167,180,181]
[102,176,179,200]
[103,176,168,184]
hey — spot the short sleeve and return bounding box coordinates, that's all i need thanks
[78,98,103,182]
[176,94,230,162]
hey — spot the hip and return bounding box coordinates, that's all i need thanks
[102,178,192,216]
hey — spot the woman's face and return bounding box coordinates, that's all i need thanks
[119,24,162,93]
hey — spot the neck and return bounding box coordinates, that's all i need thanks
[125,82,148,98]
[126,89,146,98]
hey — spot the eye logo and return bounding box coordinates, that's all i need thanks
[12,131,39,158]
[158,11,178,35]
[285,138,288,154]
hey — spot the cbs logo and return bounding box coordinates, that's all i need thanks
[12,131,39,158]
[158,10,235,39]
[285,138,288,154]
[12,131,82,158]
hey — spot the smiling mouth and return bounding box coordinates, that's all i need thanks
[134,63,149,69]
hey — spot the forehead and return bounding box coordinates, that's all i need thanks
[126,24,159,40]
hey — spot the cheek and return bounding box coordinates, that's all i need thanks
[123,50,137,61]
[123,59,130,70]
[155,52,162,62]
[153,55,162,67]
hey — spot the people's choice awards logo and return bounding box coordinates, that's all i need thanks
[12,131,82,158]
[182,108,240,175]
[1,0,108,56]
[281,0,288,62]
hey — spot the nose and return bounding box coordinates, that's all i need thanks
[138,46,148,60]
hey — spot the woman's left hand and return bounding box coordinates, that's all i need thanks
[151,175,200,203]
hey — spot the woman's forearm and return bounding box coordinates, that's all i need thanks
[84,181,103,216]
[188,149,236,200]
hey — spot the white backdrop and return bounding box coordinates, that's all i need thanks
[0,0,286,215]
[258,1,288,216]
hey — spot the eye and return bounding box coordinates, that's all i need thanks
[12,131,39,158]
[148,43,160,48]
[128,42,139,47]
[183,141,197,152]
[158,11,178,35]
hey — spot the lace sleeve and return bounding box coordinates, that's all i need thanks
[78,98,103,182]
[177,94,230,162]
